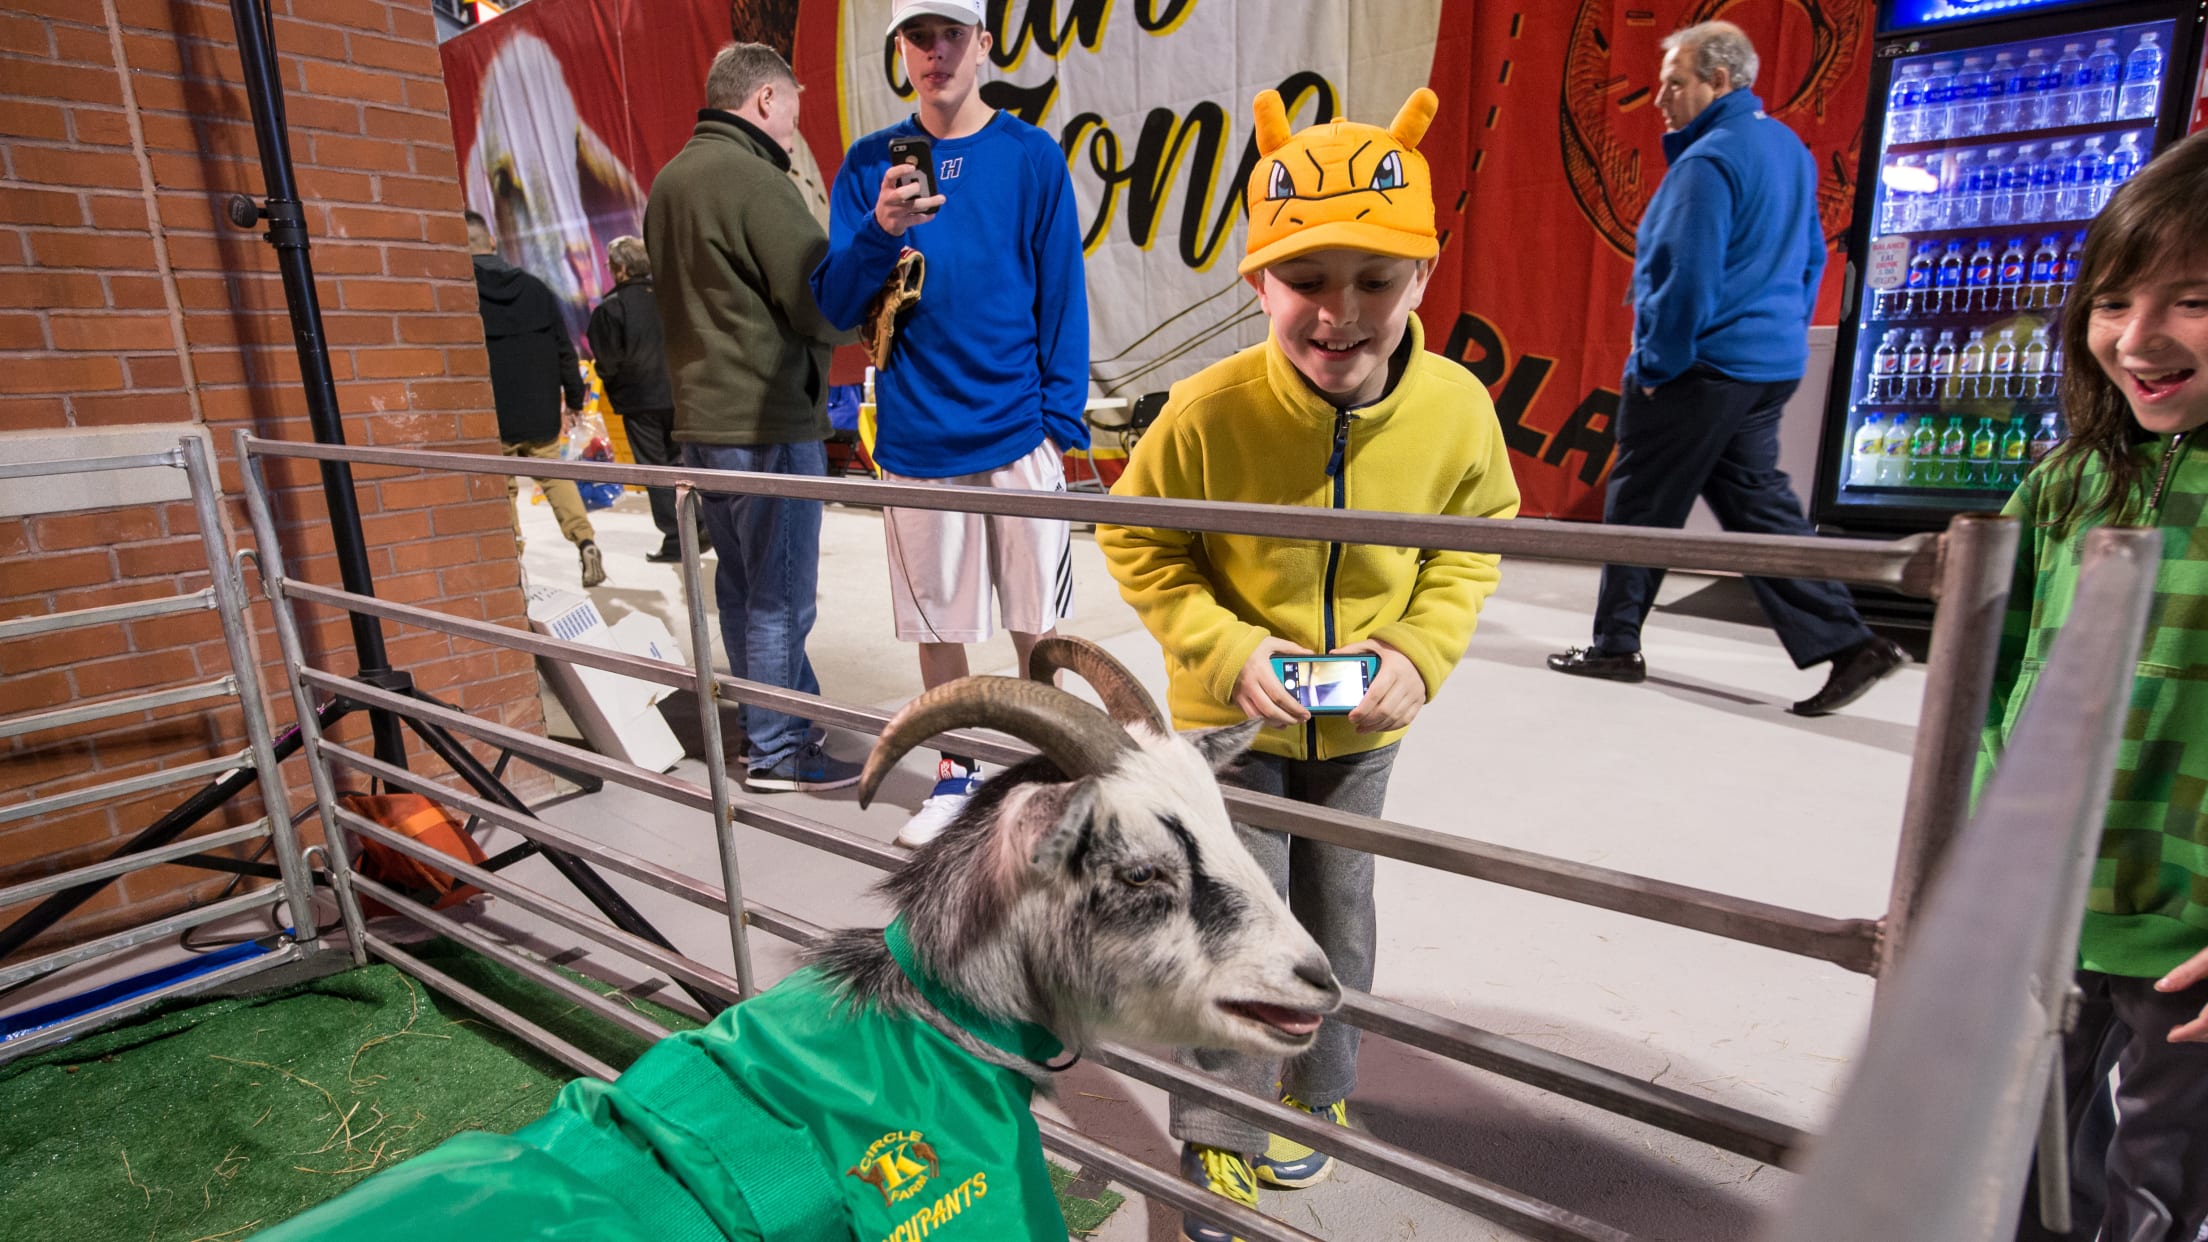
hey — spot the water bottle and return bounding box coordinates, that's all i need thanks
[2028,144,2063,222]
[2081,38,2120,123]
[1952,151,1984,227]
[1990,328,2019,396]
[2052,43,2086,125]
[1851,413,1886,486]
[1880,416,1911,486]
[1929,329,1958,398]
[2022,48,2058,128]
[1965,238,1997,311]
[1906,242,1938,315]
[1872,328,1904,399]
[1998,236,2029,311]
[2121,32,2163,120]
[1890,65,1926,142]
[2045,337,2065,397]
[1953,57,1990,136]
[1999,417,2030,488]
[1902,328,1930,398]
[2061,230,2089,297]
[1988,51,2023,133]
[1923,59,1958,139]
[1934,242,1965,316]
[2108,133,2145,193]
[2020,326,2051,394]
[1960,328,1989,397]
[2050,140,2082,219]
[1884,155,1923,233]
[2077,136,2110,215]
[1998,146,2033,224]
[1910,417,1943,486]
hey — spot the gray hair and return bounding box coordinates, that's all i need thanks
[1662,20,1759,91]
[704,42,794,112]
[606,235,649,279]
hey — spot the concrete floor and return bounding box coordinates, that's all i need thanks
[494,485,1926,1241]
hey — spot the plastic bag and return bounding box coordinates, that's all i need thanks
[562,412,625,510]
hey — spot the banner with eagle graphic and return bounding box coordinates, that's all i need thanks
[443,0,1875,518]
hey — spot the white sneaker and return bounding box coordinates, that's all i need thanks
[894,760,980,849]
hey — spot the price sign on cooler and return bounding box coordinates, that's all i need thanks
[1867,234,1913,290]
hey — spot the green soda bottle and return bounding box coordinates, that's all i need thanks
[1999,416,2030,489]
[1967,416,1998,488]
[1910,417,1942,486]
[1938,416,1968,489]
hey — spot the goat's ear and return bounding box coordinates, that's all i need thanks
[1182,720,1261,773]
[1025,777,1099,874]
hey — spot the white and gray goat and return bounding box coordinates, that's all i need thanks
[813,636,1342,1075]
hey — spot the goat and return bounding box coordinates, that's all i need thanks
[258,639,1338,1242]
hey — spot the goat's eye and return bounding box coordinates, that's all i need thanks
[1118,864,1158,888]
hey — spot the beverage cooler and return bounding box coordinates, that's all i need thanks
[1812,0,2206,534]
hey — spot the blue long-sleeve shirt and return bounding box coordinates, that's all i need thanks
[1628,90,1824,389]
[810,112,1089,477]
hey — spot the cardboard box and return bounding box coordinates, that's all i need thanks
[524,586,686,773]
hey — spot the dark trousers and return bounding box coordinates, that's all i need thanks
[1593,368,1871,668]
[2015,970,2208,1242]
[620,406,679,547]
[1170,744,1394,1153]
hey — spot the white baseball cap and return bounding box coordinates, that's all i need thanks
[884,0,985,38]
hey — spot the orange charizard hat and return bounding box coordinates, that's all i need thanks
[1239,87,1440,276]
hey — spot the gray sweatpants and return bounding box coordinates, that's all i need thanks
[1170,742,1395,1154]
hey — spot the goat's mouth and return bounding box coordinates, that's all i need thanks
[1219,1000,1326,1042]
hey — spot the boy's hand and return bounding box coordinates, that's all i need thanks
[1336,638,1424,734]
[874,164,944,237]
[1234,637,1312,729]
[2158,947,2208,1042]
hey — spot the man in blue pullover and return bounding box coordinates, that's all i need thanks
[1547,21,1904,717]
[810,0,1090,844]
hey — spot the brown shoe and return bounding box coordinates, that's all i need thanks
[1790,637,1906,717]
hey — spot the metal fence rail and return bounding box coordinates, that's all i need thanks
[0,438,316,1067]
[229,435,2042,1238]
[1761,526,2162,1242]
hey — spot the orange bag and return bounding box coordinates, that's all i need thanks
[340,792,490,917]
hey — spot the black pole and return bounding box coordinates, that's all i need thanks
[225,0,406,769]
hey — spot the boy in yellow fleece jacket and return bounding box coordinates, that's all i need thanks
[1097,87,1520,1241]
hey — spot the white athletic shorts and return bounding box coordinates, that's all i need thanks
[880,440,1073,644]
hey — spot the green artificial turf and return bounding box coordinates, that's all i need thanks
[0,940,1122,1240]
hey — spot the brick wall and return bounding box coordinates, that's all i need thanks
[0,0,549,956]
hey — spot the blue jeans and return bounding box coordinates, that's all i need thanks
[679,441,826,771]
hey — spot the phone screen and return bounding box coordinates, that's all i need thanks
[1273,657,1372,712]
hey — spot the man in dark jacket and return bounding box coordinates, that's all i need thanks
[469,210,605,588]
[586,235,684,562]
[1545,21,1900,716]
[645,43,857,792]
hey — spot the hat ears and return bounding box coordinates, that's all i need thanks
[1251,86,1439,155]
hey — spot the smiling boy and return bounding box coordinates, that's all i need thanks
[1098,88,1520,1241]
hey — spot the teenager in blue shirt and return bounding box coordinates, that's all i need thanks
[811,0,1090,847]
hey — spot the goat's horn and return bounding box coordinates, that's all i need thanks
[859,677,1137,808]
[1026,635,1166,732]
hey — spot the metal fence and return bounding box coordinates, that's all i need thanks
[211,431,2122,1240]
[0,437,319,1065]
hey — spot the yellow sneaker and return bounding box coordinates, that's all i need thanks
[1253,1094,1347,1188]
[1178,1143,1259,1242]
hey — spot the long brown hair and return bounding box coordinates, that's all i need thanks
[2044,128,2208,533]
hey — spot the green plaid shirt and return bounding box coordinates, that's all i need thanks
[1977,431,2207,978]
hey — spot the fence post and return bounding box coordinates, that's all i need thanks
[1879,512,2018,979]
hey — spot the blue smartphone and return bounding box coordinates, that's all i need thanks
[1268,654,1381,714]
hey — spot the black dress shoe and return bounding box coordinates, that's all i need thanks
[645,545,683,563]
[1546,646,1647,683]
[1791,636,1907,717]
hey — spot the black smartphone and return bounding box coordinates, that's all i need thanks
[1268,654,1383,715]
[885,136,939,214]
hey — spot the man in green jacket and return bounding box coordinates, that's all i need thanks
[645,43,858,794]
